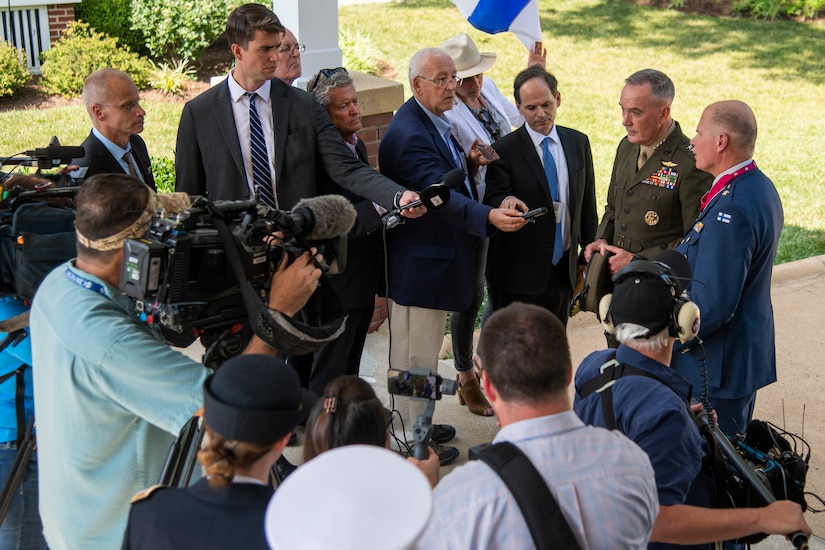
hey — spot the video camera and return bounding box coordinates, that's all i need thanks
[387,368,457,459]
[119,195,356,357]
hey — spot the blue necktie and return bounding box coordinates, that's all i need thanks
[542,137,563,265]
[246,92,276,208]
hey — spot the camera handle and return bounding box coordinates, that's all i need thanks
[412,400,436,460]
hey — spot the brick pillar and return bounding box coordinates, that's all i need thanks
[368,296,389,334]
[47,4,76,43]
[356,112,393,171]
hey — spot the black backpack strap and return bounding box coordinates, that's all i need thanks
[577,357,673,430]
[477,442,582,550]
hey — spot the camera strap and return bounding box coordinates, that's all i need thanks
[205,202,346,356]
[477,442,582,550]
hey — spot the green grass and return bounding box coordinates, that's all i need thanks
[1,0,824,263]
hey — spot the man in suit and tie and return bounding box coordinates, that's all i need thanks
[379,47,526,464]
[672,100,783,434]
[73,68,155,189]
[484,66,598,325]
[174,3,420,214]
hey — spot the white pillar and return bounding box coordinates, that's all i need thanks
[274,0,342,90]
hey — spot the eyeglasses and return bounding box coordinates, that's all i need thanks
[99,99,143,112]
[277,42,306,55]
[416,75,463,88]
[308,67,348,93]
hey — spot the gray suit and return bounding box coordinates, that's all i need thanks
[174,77,403,210]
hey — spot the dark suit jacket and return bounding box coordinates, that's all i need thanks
[484,124,598,294]
[318,139,384,309]
[378,98,492,312]
[122,478,273,549]
[74,131,156,189]
[174,78,403,210]
[672,168,783,399]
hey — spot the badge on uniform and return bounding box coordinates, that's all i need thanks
[717,212,732,224]
[644,210,659,226]
[641,162,679,190]
[693,221,704,234]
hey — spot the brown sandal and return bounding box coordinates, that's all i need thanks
[457,376,494,416]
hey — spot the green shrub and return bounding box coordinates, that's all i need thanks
[151,156,176,193]
[40,22,152,98]
[339,27,387,77]
[149,59,195,96]
[0,42,29,98]
[75,0,147,53]
[734,0,825,19]
[131,0,234,63]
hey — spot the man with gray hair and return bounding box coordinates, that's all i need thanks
[73,68,155,188]
[378,47,526,464]
[584,69,710,275]
[574,251,809,548]
[299,68,384,395]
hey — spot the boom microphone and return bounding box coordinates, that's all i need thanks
[291,195,357,240]
[24,145,85,161]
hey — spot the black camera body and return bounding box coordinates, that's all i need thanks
[119,198,347,349]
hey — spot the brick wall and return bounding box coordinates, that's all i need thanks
[355,112,393,171]
[47,4,75,43]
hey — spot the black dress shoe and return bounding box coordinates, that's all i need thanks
[431,424,456,444]
[273,456,298,483]
[430,441,459,466]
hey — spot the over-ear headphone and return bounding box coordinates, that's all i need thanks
[598,260,700,343]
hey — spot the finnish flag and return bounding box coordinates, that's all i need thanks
[717,212,732,224]
[450,0,542,49]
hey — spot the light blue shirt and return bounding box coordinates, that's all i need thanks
[524,122,572,250]
[31,261,207,550]
[418,411,659,550]
[414,98,474,197]
[0,296,32,442]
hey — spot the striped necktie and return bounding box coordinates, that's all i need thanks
[542,137,563,265]
[246,92,276,208]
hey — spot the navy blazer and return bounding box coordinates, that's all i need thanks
[174,78,403,210]
[672,167,783,399]
[74,131,156,189]
[484,124,597,294]
[122,478,272,549]
[378,98,492,312]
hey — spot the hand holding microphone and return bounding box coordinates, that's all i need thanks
[382,169,465,229]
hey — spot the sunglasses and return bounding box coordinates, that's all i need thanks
[308,67,348,93]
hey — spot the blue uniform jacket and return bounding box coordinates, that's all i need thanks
[378,98,492,312]
[672,168,783,400]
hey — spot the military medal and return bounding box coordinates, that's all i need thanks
[645,210,659,226]
[642,162,679,190]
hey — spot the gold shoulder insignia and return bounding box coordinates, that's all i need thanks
[662,161,677,168]
[130,485,166,504]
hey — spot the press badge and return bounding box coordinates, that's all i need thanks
[552,201,561,221]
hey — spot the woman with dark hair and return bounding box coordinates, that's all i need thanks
[302,375,387,462]
[122,355,315,549]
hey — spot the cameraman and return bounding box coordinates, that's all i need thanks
[29,174,320,550]
[573,252,810,548]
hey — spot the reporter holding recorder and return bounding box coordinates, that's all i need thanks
[30,174,321,550]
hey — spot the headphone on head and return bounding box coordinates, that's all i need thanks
[598,259,700,343]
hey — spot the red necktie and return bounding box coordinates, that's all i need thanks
[700,161,756,211]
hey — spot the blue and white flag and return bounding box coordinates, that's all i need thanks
[450,0,542,50]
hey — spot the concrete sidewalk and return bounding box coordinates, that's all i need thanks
[282,254,825,547]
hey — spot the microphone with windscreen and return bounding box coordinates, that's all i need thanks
[382,168,465,229]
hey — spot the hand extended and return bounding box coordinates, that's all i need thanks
[499,196,527,212]
[488,208,528,232]
[267,251,322,316]
[399,190,427,219]
[528,42,547,69]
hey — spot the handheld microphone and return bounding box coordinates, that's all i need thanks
[382,168,465,229]
[290,195,357,240]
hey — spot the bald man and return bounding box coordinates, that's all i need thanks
[672,100,783,434]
